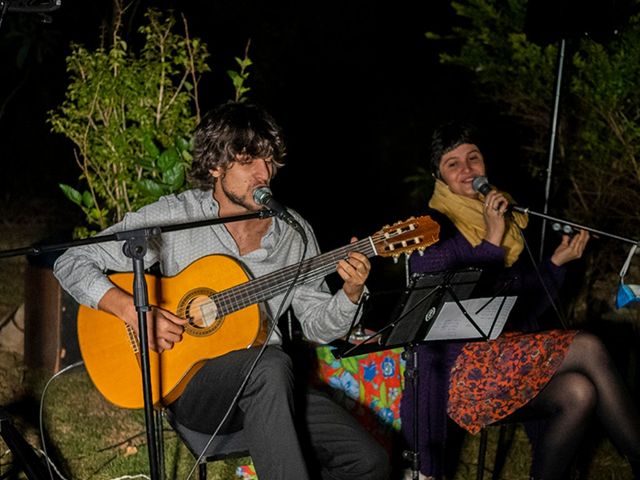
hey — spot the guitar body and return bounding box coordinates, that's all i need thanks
[77,254,265,409]
[76,216,441,410]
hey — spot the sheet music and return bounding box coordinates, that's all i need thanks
[424,296,517,341]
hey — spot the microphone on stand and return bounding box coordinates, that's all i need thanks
[471,177,638,245]
[253,187,307,244]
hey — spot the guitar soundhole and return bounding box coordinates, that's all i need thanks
[177,288,223,337]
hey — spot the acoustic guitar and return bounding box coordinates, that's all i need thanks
[77,216,440,409]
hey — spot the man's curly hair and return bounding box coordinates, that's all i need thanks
[189,101,286,189]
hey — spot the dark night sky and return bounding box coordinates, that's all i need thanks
[3,0,632,242]
[1,0,515,271]
[2,0,632,298]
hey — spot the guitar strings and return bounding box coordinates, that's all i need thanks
[199,222,430,322]
[195,240,375,323]
[213,237,375,317]
[213,228,427,317]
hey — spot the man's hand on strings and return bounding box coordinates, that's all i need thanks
[337,237,371,304]
[143,306,188,353]
[99,286,188,353]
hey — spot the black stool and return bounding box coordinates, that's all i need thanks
[164,410,250,480]
[476,423,518,480]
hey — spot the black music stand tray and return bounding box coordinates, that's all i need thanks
[384,268,484,347]
[335,268,488,358]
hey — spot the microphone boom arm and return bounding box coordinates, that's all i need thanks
[471,177,639,246]
[512,205,640,246]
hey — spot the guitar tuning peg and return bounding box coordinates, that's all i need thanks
[418,249,425,256]
[393,256,399,264]
[394,216,414,225]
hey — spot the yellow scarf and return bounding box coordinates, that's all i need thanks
[429,179,529,267]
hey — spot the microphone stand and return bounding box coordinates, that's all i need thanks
[512,205,640,246]
[0,209,276,480]
[539,37,567,261]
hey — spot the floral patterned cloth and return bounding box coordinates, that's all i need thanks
[314,346,405,449]
[234,346,405,478]
[448,329,578,434]
[236,464,257,479]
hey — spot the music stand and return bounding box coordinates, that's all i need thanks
[394,268,482,480]
[384,269,483,346]
[335,268,516,479]
[336,268,486,358]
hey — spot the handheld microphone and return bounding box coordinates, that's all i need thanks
[253,187,307,243]
[471,176,527,214]
[471,176,493,196]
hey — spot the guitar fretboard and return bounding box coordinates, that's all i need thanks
[210,236,376,317]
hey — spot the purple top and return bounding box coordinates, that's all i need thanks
[399,216,566,477]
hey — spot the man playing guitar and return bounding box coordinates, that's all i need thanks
[54,101,391,480]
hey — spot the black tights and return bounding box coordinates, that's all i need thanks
[507,332,640,479]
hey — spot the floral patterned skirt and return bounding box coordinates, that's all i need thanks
[447,329,578,434]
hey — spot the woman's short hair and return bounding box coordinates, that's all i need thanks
[189,101,286,189]
[429,121,482,179]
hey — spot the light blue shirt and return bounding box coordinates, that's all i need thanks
[53,189,360,345]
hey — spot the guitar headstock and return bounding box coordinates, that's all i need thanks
[372,216,440,259]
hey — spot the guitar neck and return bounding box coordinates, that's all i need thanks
[212,237,376,317]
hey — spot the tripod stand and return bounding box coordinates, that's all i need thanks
[0,408,56,479]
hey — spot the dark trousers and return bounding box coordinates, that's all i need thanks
[169,346,390,480]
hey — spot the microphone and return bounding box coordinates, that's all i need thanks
[253,187,307,243]
[472,176,527,214]
[471,176,493,196]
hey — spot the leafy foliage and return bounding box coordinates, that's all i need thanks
[228,40,253,103]
[423,0,640,316]
[48,8,210,237]
[569,19,640,230]
[427,0,558,167]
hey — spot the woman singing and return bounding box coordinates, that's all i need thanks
[400,121,640,479]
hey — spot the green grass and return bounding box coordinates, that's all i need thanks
[32,366,252,479]
[1,358,636,480]
[26,365,633,480]
[3,352,637,480]
[1,364,253,479]
[455,424,633,480]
